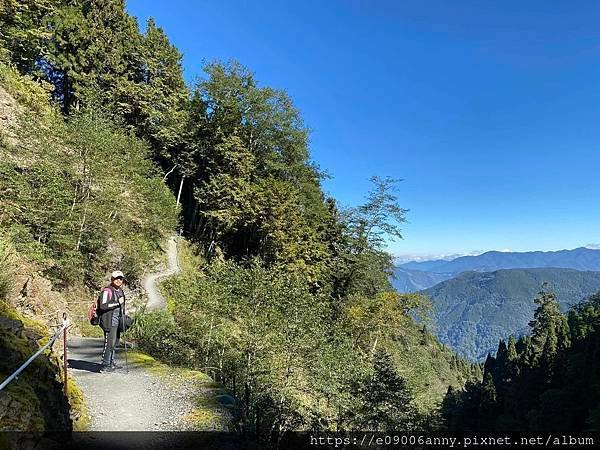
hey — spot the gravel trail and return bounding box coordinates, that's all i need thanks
[66,337,194,431]
[143,235,180,311]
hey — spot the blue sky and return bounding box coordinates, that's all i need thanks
[126,0,600,258]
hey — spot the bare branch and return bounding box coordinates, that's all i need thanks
[162,164,178,182]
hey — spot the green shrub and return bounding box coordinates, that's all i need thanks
[0,234,15,299]
[129,308,189,365]
[0,63,53,115]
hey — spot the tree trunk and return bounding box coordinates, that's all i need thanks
[256,405,260,440]
[371,335,379,356]
[244,381,251,430]
[75,188,91,252]
[176,175,185,205]
[69,182,79,216]
[204,315,214,366]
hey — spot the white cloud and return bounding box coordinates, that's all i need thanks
[393,250,485,264]
[394,245,600,264]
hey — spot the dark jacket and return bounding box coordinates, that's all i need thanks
[97,286,125,332]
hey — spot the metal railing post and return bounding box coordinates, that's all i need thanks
[63,312,68,395]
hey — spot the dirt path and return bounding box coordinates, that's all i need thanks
[66,337,194,431]
[143,235,180,311]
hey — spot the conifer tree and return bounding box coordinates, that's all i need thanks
[441,385,463,431]
[568,292,600,343]
[483,353,495,376]
[506,335,518,379]
[478,373,498,431]
[493,340,508,385]
[352,349,418,431]
[471,363,483,381]
[134,17,188,165]
[529,286,571,359]
[43,0,143,113]
[0,0,60,72]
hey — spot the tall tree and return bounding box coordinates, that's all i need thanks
[506,335,518,379]
[180,60,336,281]
[0,0,60,72]
[478,373,498,431]
[529,286,571,357]
[334,176,407,298]
[132,17,188,166]
[351,348,418,431]
[42,0,142,113]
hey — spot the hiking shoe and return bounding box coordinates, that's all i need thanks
[99,364,115,373]
[110,362,122,370]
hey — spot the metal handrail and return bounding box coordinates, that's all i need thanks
[0,313,70,391]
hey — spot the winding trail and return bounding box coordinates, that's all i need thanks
[143,235,180,311]
[67,235,211,433]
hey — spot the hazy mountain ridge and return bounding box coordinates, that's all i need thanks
[398,259,451,272]
[401,247,600,274]
[422,267,600,360]
[392,247,600,292]
[391,268,452,293]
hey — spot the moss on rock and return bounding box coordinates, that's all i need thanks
[66,374,90,431]
[0,300,72,431]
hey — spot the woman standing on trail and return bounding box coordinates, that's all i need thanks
[98,270,126,373]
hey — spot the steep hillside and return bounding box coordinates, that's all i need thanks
[0,299,70,431]
[423,268,600,360]
[130,241,480,431]
[0,2,478,435]
[0,235,90,434]
[391,267,452,293]
[0,63,178,287]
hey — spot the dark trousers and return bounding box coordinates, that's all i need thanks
[101,325,119,366]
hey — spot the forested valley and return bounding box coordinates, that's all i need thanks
[443,289,600,433]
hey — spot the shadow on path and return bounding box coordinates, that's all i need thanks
[67,359,102,373]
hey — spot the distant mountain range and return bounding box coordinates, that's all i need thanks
[422,268,600,361]
[401,247,600,273]
[392,247,600,293]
